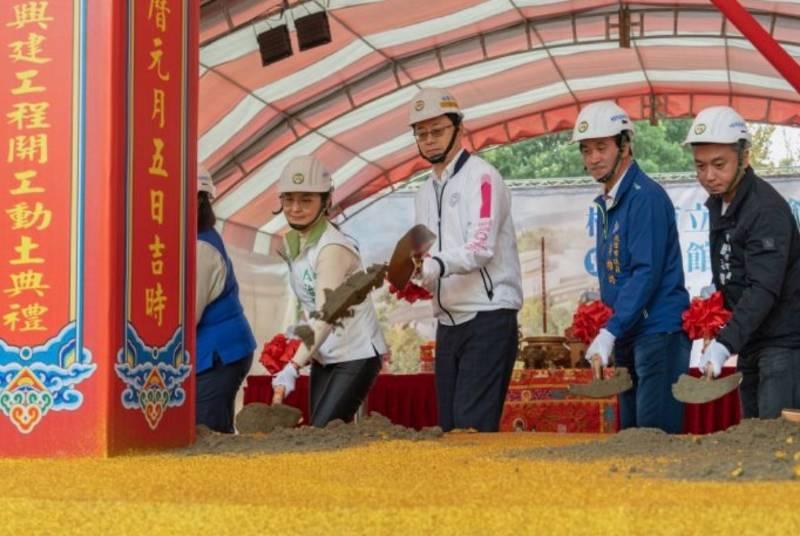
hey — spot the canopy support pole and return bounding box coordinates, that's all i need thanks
[710,0,800,94]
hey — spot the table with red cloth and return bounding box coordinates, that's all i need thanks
[500,368,618,433]
[243,373,438,429]
[243,366,742,434]
[682,366,741,434]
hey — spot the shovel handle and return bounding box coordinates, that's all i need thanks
[703,362,715,381]
[272,385,286,405]
[591,354,603,381]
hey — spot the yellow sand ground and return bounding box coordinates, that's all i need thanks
[1,433,799,535]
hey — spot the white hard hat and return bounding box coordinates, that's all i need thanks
[408,87,464,126]
[571,101,635,143]
[278,155,332,194]
[684,106,751,145]
[198,165,216,198]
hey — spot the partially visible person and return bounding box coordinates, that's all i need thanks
[195,166,257,433]
[685,105,800,418]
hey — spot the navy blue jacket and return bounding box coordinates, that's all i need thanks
[196,229,257,373]
[594,161,689,342]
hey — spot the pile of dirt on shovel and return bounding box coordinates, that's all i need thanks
[182,412,443,456]
[511,419,800,481]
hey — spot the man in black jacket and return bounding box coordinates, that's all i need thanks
[685,106,800,418]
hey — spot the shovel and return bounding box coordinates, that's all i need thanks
[386,224,436,289]
[568,354,633,398]
[671,362,742,404]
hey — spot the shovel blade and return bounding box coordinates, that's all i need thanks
[235,402,302,434]
[387,225,436,289]
[671,372,743,404]
[568,367,633,398]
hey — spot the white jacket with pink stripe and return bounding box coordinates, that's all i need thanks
[414,150,523,326]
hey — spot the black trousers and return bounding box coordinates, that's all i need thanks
[435,309,518,432]
[196,352,253,433]
[309,355,382,428]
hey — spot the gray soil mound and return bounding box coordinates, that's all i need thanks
[235,403,303,434]
[184,413,443,455]
[511,418,800,481]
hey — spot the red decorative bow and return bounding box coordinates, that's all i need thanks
[259,333,301,374]
[682,291,732,341]
[569,300,613,345]
[388,281,432,303]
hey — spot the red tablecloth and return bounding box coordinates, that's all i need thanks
[366,373,438,428]
[682,366,741,434]
[243,366,742,434]
[243,373,437,429]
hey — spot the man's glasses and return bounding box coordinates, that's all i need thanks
[414,125,453,141]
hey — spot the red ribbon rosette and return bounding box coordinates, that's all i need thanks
[569,300,613,345]
[388,281,432,303]
[682,291,732,341]
[259,333,301,375]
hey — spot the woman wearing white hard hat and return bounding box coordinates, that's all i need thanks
[574,100,690,434]
[408,87,523,432]
[195,165,257,433]
[270,155,387,427]
[685,106,800,419]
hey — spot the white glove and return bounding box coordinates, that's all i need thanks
[418,256,442,291]
[271,363,299,396]
[699,339,730,378]
[585,328,616,367]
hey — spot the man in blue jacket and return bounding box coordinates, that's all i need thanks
[573,101,690,433]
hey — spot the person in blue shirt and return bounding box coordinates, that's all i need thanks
[573,101,690,434]
[195,167,257,433]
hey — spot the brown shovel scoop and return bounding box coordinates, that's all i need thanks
[671,362,742,404]
[386,224,437,290]
[568,355,633,398]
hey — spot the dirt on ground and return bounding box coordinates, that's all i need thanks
[512,418,800,481]
[183,411,443,455]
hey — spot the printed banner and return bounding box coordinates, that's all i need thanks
[117,0,189,430]
[0,0,93,434]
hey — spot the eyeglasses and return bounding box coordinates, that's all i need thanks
[414,125,453,141]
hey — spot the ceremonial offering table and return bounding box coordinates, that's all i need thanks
[500,368,618,433]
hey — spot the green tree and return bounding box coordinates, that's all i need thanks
[482,118,696,179]
[750,124,776,170]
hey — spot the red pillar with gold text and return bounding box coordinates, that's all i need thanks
[0,0,197,456]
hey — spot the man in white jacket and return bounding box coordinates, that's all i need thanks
[409,87,523,432]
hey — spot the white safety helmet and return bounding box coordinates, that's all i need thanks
[571,101,635,143]
[408,87,464,126]
[198,165,216,199]
[278,155,332,194]
[683,106,751,146]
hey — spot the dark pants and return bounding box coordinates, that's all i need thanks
[435,309,518,432]
[614,331,689,434]
[196,352,253,433]
[738,346,800,419]
[309,355,381,428]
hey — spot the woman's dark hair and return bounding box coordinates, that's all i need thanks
[198,192,216,232]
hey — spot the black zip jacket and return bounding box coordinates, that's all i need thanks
[707,167,800,354]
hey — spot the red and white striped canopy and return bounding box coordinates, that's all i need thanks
[199,0,800,253]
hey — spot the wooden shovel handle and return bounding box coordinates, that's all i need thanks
[591,354,603,381]
[272,385,286,405]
